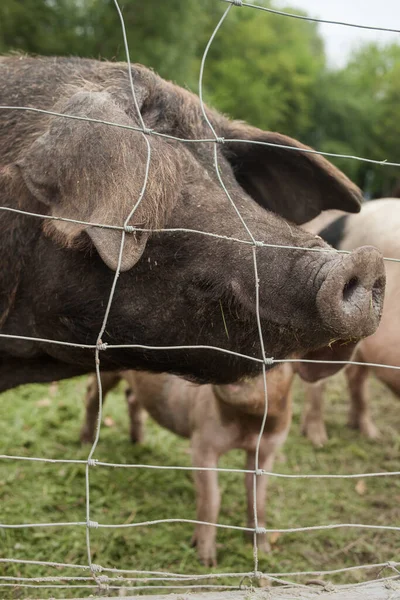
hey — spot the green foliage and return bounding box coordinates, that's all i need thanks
[309,43,400,197]
[1,0,400,196]
[0,0,213,87]
[0,0,88,56]
[79,0,216,87]
[356,44,400,196]
[196,4,325,139]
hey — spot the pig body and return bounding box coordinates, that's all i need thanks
[301,199,400,445]
[0,56,385,390]
[82,366,294,566]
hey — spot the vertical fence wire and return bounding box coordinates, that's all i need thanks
[84,0,154,582]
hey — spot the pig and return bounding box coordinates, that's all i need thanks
[0,56,386,392]
[81,365,294,566]
[300,199,400,446]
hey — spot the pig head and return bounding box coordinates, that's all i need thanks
[0,56,385,391]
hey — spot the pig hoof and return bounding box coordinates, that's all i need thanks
[130,430,144,444]
[360,420,380,440]
[199,552,217,567]
[348,415,380,440]
[80,427,95,444]
[191,535,217,566]
[301,420,328,447]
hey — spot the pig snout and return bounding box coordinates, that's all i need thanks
[316,245,385,340]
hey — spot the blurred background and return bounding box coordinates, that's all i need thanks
[1,0,399,199]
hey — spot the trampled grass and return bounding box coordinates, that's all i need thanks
[0,372,400,599]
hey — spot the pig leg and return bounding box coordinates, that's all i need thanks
[301,381,328,447]
[80,372,121,443]
[244,447,278,554]
[346,362,379,439]
[191,434,221,567]
[125,387,145,444]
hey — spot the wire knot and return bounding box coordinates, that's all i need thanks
[215,136,225,144]
[231,0,243,5]
[87,520,99,529]
[255,526,266,534]
[142,127,153,135]
[264,356,274,366]
[254,240,264,248]
[87,458,98,467]
[96,341,108,351]
[255,468,264,476]
[90,563,103,573]
[124,225,135,233]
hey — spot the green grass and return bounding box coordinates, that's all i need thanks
[0,373,400,599]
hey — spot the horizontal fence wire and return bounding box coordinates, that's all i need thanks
[1,0,400,597]
[1,105,400,167]
[3,557,399,577]
[1,520,400,535]
[2,453,400,478]
[0,558,399,579]
[1,558,398,591]
[0,573,399,592]
[224,0,400,34]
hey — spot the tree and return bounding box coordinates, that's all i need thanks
[86,0,220,87]
[0,0,88,56]
[0,0,215,88]
[310,43,400,197]
[194,3,325,140]
[2,0,400,198]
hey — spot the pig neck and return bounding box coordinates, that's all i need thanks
[212,384,267,417]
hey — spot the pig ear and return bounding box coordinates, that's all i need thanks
[223,124,362,224]
[17,89,178,271]
[295,340,358,382]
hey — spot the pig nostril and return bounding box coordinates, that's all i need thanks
[372,276,385,304]
[342,277,359,303]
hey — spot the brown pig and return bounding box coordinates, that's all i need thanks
[0,55,386,391]
[81,365,293,566]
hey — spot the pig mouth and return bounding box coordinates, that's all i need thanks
[295,339,360,383]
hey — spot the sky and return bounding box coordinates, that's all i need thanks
[275,0,400,66]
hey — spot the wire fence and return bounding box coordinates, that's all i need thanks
[0,0,400,598]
